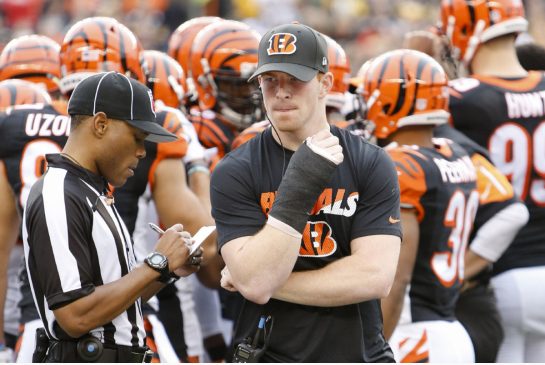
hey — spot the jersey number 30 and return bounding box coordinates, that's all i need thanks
[431,190,479,287]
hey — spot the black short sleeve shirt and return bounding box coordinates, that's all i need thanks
[210,126,401,361]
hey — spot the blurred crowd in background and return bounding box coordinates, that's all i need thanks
[1,0,544,71]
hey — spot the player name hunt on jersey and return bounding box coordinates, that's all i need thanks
[25,112,71,137]
[433,155,477,184]
[505,91,545,119]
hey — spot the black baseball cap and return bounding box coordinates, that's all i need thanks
[249,22,328,82]
[68,71,177,143]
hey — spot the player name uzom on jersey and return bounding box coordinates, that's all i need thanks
[25,113,71,137]
[433,156,477,184]
[505,91,545,119]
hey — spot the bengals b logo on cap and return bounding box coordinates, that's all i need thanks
[267,33,297,55]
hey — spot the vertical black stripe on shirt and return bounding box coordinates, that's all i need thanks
[25,177,60,339]
[112,206,141,347]
[157,284,188,359]
[94,201,140,347]
[64,174,96,284]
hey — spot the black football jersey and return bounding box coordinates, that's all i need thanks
[387,139,478,322]
[434,124,519,255]
[0,102,69,212]
[449,72,545,275]
[211,126,401,362]
[0,101,69,323]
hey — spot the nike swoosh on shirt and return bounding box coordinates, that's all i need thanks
[389,216,401,224]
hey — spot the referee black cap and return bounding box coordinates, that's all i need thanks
[68,71,177,143]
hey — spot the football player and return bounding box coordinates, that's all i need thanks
[440,0,545,361]
[187,20,261,164]
[403,25,531,362]
[0,34,64,361]
[0,78,57,362]
[362,49,476,362]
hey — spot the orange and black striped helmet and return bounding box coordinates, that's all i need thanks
[0,79,52,110]
[167,17,221,105]
[59,17,145,95]
[361,49,449,139]
[142,50,186,109]
[190,20,261,129]
[322,34,350,110]
[440,0,527,64]
[167,16,221,77]
[0,35,61,93]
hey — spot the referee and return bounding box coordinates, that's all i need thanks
[22,72,196,362]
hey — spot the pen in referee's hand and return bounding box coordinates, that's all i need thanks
[148,222,165,235]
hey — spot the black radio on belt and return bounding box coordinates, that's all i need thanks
[232,315,273,363]
[32,327,50,363]
[76,335,104,362]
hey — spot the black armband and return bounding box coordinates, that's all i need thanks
[269,142,338,233]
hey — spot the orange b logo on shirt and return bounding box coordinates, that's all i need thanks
[300,221,337,257]
[267,33,297,55]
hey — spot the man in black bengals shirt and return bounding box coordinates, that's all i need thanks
[211,23,402,362]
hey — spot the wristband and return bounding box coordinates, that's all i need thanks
[188,165,210,176]
[167,272,180,285]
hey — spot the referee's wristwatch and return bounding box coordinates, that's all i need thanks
[144,252,178,285]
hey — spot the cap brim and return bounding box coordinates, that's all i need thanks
[248,63,318,82]
[126,120,178,143]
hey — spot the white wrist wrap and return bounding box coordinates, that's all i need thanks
[267,215,303,239]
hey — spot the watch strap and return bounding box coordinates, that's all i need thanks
[144,253,171,284]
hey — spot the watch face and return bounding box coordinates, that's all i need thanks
[149,253,165,266]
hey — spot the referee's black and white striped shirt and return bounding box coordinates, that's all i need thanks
[22,153,146,347]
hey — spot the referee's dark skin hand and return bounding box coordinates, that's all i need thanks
[53,224,192,338]
[154,223,192,272]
